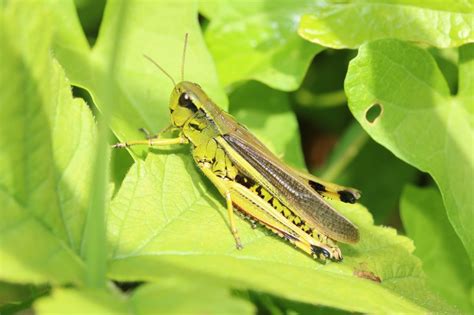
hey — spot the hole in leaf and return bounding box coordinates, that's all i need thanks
[365,103,383,123]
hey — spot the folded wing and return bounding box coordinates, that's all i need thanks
[219,124,359,244]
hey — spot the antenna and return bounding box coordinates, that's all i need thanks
[143,54,177,88]
[181,33,189,82]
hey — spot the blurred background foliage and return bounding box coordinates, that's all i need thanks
[0,0,472,314]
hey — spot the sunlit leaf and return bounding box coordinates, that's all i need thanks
[0,2,96,284]
[107,153,453,313]
[35,279,254,315]
[345,39,474,266]
[204,0,322,91]
[299,0,473,49]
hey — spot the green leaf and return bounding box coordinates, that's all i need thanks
[458,44,474,117]
[106,153,453,313]
[52,0,227,158]
[82,109,109,290]
[298,0,474,49]
[198,0,222,20]
[43,0,91,75]
[428,48,459,95]
[131,278,255,314]
[35,280,255,314]
[0,282,49,313]
[11,2,110,289]
[401,186,472,313]
[204,0,323,91]
[345,39,474,266]
[0,2,96,284]
[229,81,305,168]
[36,289,126,315]
[247,290,350,315]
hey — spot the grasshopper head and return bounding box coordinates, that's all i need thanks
[169,81,205,127]
[144,34,214,128]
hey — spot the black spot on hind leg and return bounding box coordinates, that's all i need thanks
[338,190,357,204]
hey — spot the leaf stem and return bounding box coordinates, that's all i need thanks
[83,116,109,289]
[320,122,369,181]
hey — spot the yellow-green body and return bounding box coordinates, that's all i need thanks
[116,80,361,262]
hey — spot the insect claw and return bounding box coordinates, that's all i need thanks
[112,142,127,148]
[233,232,243,250]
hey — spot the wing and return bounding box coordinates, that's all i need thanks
[213,114,361,204]
[216,123,359,244]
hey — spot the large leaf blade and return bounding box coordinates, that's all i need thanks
[0,2,97,284]
[298,0,474,49]
[345,39,474,266]
[204,0,323,91]
[106,153,453,313]
[35,279,254,315]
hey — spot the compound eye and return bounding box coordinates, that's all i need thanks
[178,93,197,112]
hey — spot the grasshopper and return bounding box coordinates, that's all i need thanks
[114,34,360,262]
